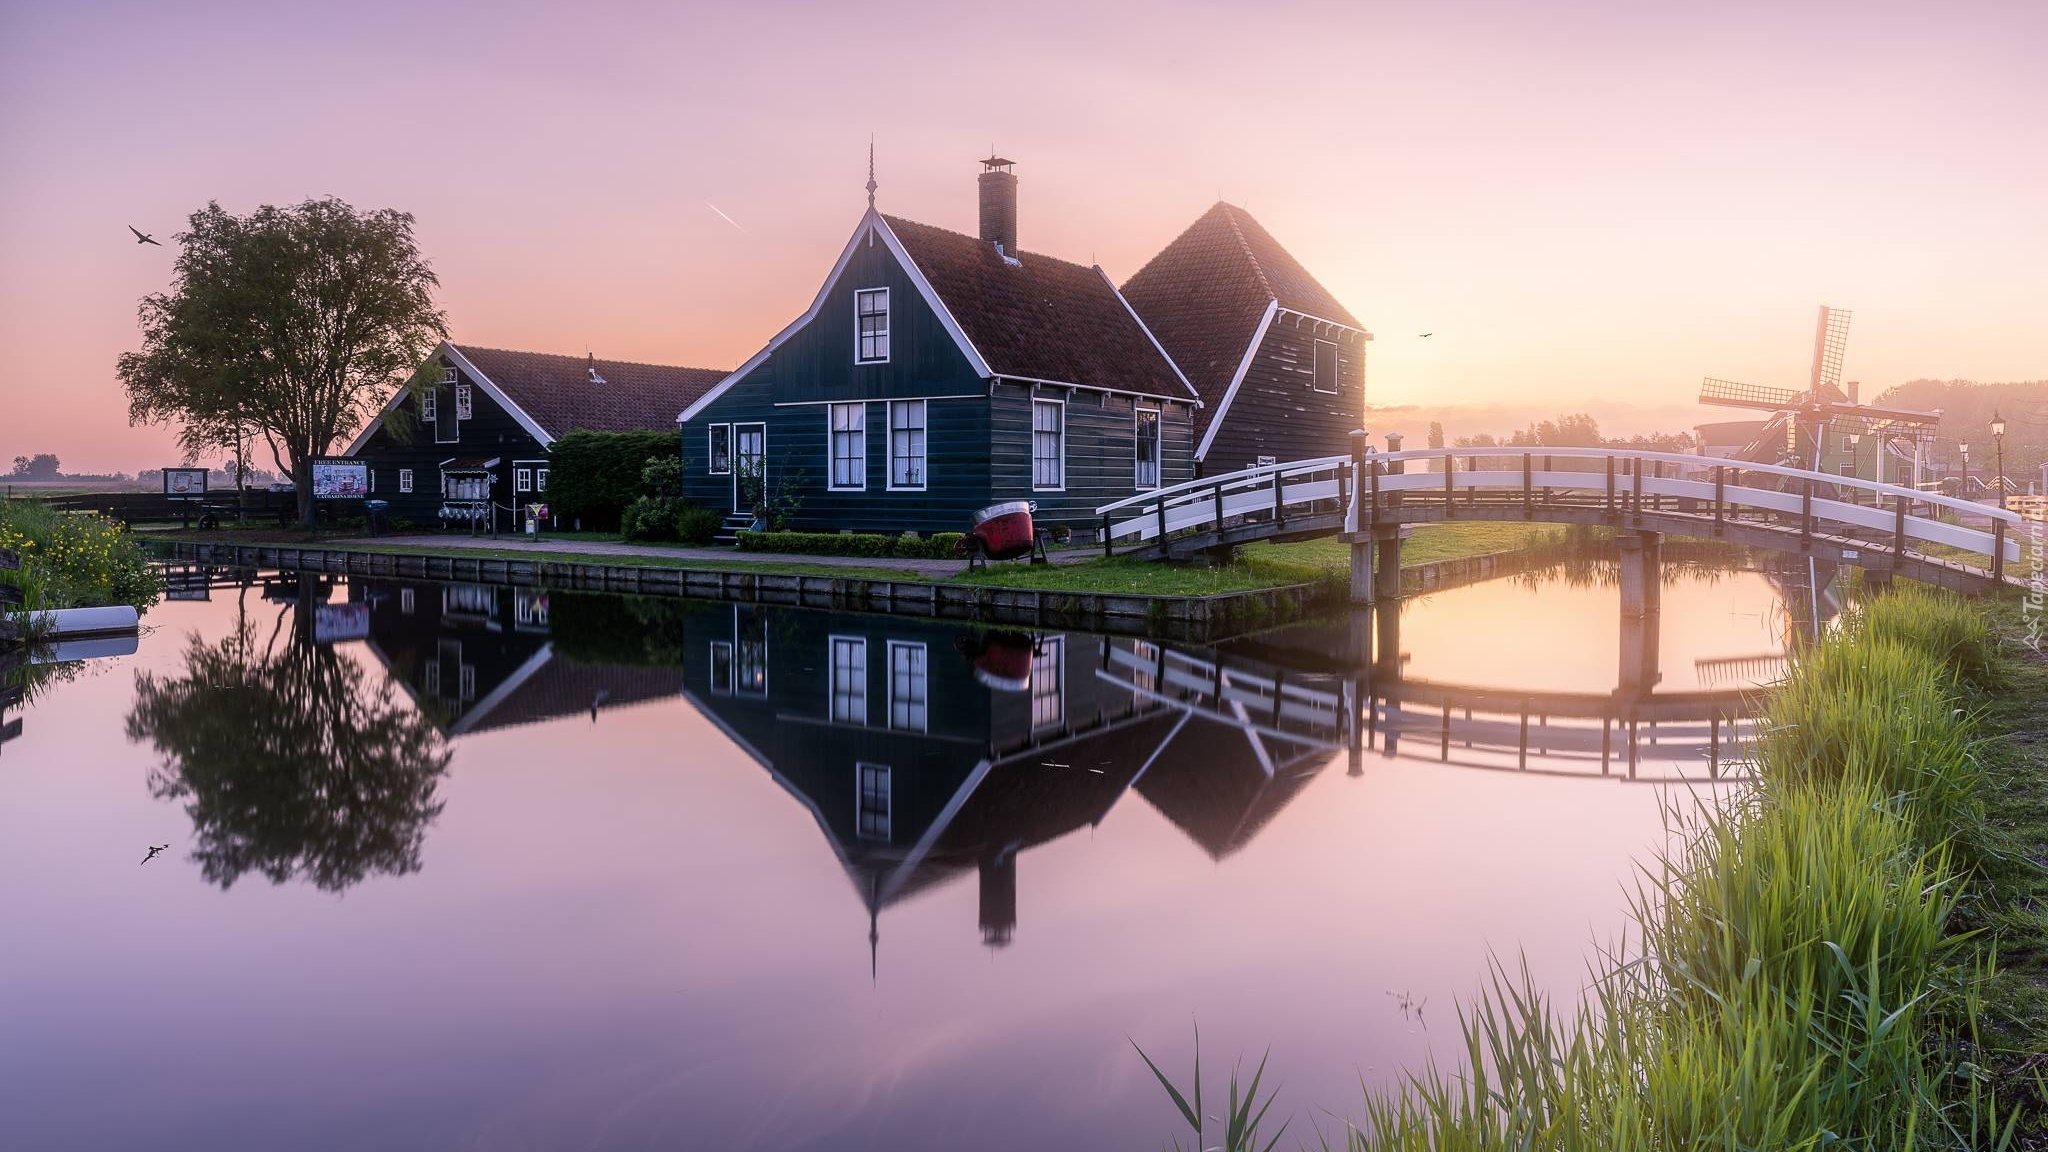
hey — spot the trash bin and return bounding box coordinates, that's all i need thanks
[364,499,390,536]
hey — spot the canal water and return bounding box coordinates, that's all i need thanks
[0,555,1827,1151]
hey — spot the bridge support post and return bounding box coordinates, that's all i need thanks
[1349,430,1374,604]
[1617,531,1663,699]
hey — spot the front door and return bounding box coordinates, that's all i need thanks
[733,423,766,513]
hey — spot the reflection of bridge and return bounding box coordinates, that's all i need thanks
[1096,443,2025,595]
[1094,632,1761,786]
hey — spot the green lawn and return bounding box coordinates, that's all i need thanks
[951,522,1565,595]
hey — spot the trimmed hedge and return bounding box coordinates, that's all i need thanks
[544,430,677,531]
[736,530,966,559]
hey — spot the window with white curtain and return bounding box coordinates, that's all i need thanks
[888,641,928,732]
[1032,400,1064,490]
[829,636,867,725]
[829,403,866,490]
[889,400,926,490]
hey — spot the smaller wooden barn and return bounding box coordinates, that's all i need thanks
[1121,204,1373,475]
[349,343,725,531]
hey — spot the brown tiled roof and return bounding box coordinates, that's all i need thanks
[1120,203,1364,436]
[453,345,728,439]
[879,215,1193,400]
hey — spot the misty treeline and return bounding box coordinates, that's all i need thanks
[1879,379,2048,475]
[1426,414,1696,452]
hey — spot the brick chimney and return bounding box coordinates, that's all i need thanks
[978,154,1017,255]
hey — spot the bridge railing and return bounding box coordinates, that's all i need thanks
[1094,454,1352,552]
[1097,445,2024,580]
[1359,447,2022,573]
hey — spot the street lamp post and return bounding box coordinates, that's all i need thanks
[1991,410,2007,512]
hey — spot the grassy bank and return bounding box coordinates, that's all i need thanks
[1136,585,2041,1151]
[0,499,160,640]
[1334,584,2041,1150]
[951,522,1564,595]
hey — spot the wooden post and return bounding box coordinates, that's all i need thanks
[1713,465,1725,534]
[1273,467,1285,528]
[1444,452,1456,516]
[1630,457,1643,520]
[1801,478,1813,547]
[1100,512,1112,558]
[1892,495,1908,560]
[1156,495,1168,553]
[1606,456,1616,518]
[1350,430,1374,604]
[1212,481,1224,542]
[1993,519,2006,584]
[1521,453,1532,518]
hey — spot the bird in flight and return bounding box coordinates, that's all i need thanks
[140,843,169,865]
[128,225,162,246]
[1419,333,1433,338]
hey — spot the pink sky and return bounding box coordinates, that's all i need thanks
[3,0,2044,473]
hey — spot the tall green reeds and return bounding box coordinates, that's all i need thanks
[1322,586,2024,1151]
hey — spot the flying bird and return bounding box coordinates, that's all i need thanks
[140,843,169,865]
[1418,332,1433,338]
[704,201,747,234]
[128,225,162,246]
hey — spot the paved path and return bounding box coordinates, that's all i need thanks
[373,534,1100,578]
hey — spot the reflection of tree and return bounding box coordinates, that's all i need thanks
[125,587,451,892]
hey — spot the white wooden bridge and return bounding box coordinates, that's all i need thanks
[1095,441,2028,596]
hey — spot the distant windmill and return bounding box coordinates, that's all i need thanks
[1699,305,1939,484]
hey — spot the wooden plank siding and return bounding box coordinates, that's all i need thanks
[355,358,550,529]
[989,384,1196,530]
[1201,317,1366,475]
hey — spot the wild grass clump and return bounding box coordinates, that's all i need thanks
[1317,585,2024,1151]
[1758,634,1987,858]
[0,498,159,637]
[1852,581,2003,691]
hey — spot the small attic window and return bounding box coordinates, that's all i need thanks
[856,288,890,364]
[1312,339,1339,395]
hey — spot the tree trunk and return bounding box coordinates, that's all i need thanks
[296,463,316,536]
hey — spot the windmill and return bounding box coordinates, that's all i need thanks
[1699,305,1939,484]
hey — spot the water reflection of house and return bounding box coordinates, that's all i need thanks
[677,603,1339,960]
[359,579,682,736]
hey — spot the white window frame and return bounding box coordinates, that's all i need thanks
[515,467,532,493]
[1311,338,1339,395]
[1031,398,1066,492]
[707,424,732,475]
[887,640,928,732]
[420,389,437,421]
[888,399,927,491]
[1134,406,1162,490]
[828,402,866,491]
[1031,636,1065,730]
[439,366,457,386]
[709,640,735,694]
[855,287,890,364]
[856,762,892,841]
[399,587,415,614]
[534,465,548,493]
[455,382,473,420]
[829,635,867,726]
[398,468,414,494]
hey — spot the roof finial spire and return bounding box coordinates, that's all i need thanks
[866,135,877,210]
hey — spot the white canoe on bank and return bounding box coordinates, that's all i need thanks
[25,605,141,639]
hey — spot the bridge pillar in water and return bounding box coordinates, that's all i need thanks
[1617,530,1663,619]
[1616,531,1663,697]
